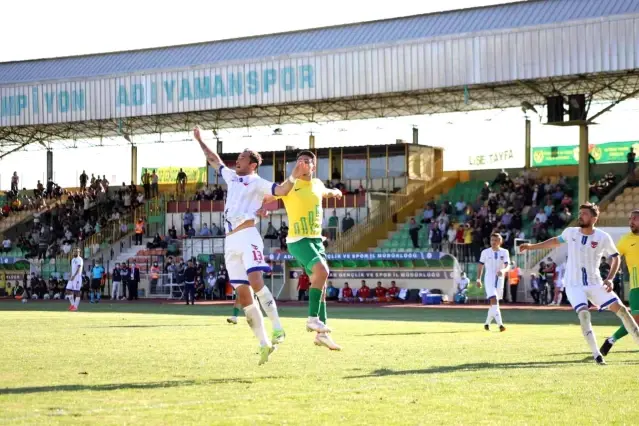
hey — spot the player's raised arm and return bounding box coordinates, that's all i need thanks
[519,237,562,253]
[271,160,310,197]
[323,186,343,199]
[194,126,224,171]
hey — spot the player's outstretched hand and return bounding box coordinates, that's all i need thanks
[193,126,203,142]
[603,279,614,293]
[519,243,531,253]
[475,279,482,289]
[332,189,343,199]
[256,207,270,218]
[292,160,311,179]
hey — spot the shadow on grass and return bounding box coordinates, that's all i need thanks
[0,301,625,327]
[87,324,215,329]
[343,359,639,379]
[550,350,639,356]
[356,331,476,337]
[0,375,283,395]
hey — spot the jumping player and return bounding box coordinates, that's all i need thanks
[262,151,342,350]
[194,126,306,365]
[600,209,639,355]
[520,203,639,365]
[476,233,510,332]
[65,248,83,311]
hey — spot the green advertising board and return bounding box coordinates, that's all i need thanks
[532,141,639,167]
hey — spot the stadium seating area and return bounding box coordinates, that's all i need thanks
[286,256,455,270]
[601,186,639,220]
[375,172,621,261]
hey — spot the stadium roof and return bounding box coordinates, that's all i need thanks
[2,0,639,85]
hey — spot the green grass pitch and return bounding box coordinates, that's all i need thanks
[1,301,639,425]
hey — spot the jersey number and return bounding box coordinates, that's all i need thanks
[252,249,263,263]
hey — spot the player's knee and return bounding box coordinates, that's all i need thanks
[312,261,329,283]
[236,285,253,307]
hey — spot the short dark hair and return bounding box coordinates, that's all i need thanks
[296,150,316,162]
[579,202,599,217]
[490,233,503,241]
[242,149,263,167]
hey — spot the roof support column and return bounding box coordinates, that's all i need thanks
[524,118,531,169]
[131,145,138,186]
[578,123,589,206]
[46,149,53,183]
[309,134,315,149]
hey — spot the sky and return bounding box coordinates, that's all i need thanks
[1,0,638,189]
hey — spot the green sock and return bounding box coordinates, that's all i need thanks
[309,288,322,318]
[232,306,241,317]
[319,300,327,324]
[612,325,629,342]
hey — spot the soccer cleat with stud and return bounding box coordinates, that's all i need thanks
[484,324,490,331]
[314,333,342,351]
[272,329,286,345]
[258,345,276,366]
[499,325,506,332]
[600,338,614,356]
[595,355,606,365]
[226,316,238,325]
[306,318,331,333]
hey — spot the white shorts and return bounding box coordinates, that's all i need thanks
[555,280,564,290]
[224,227,270,288]
[66,279,81,292]
[565,284,619,312]
[485,276,505,300]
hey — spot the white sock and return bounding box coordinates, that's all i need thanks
[493,305,503,326]
[74,296,81,308]
[308,316,319,322]
[485,307,494,325]
[578,310,601,357]
[243,304,270,347]
[67,294,74,305]
[256,287,282,331]
[615,306,639,345]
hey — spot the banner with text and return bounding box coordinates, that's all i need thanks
[532,141,639,167]
[270,252,443,262]
[289,270,453,280]
[141,167,206,184]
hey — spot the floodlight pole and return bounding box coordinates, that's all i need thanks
[524,118,531,169]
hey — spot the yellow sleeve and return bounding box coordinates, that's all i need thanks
[617,236,628,257]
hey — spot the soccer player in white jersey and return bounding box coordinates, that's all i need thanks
[476,233,510,332]
[520,203,639,365]
[194,126,307,365]
[65,248,83,312]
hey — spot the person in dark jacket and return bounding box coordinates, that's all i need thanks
[184,260,197,305]
[128,263,140,301]
[120,263,129,300]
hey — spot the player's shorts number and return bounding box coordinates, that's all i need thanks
[252,248,263,263]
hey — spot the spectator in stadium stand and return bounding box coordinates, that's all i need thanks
[216,264,229,300]
[168,225,178,240]
[142,170,151,199]
[297,271,310,301]
[183,209,194,234]
[11,172,19,192]
[327,211,339,240]
[2,237,11,253]
[279,222,288,250]
[357,280,372,303]
[120,263,130,300]
[79,171,88,190]
[628,147,637,177]
[339,282,354,303]
[199,223,211,236]
[409,218,421,249]
[341,213,354,233]
[176,169,187,194]
[374,282,388,302]
[151,170,159,198]
[530,273,541,304]
[134,218,145,245]
[506,262,522,303]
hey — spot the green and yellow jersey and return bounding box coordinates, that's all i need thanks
[277,178,325,242]
[618,232,639,290]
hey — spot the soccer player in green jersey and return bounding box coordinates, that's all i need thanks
[601,210,639,355]
[263,151,343,350]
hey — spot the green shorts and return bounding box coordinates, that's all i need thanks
[287,238,326,275]
[629,288,639,314]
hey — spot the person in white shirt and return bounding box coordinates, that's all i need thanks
[520,202,639,365]
[550,260,566,306]
[194,126,306,365]
[65,248,84,311]
[476,233,510,332]
[455,272,470,304]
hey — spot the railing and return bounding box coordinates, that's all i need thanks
[329,178,448,253]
